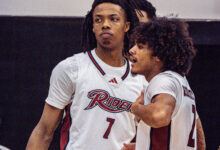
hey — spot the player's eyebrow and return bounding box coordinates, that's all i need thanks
[95,14,119,17]
[109,14,120,17]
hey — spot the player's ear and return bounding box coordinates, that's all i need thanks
[124,21,130,32]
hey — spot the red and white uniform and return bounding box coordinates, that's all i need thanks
[136,71,197,150]
[46,50,147,150]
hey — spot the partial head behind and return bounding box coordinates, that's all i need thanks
[81,0,139,54]
[135,0,156,22]
[132,17,196,75]
[128,0,156,50]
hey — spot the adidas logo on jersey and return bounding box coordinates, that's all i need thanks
[109,78,118,84]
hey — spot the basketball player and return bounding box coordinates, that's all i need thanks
[127,17,205,150]
[127,0,156,65]
[121,1,155,149]
[26,0,147,150]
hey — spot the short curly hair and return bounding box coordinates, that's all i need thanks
[132,17,196,75]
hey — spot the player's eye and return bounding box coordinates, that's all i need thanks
[95,18,102,23]
[111,17,119,22]
[137,44,144,49]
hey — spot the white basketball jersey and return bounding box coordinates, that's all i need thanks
[46,50,147,150]
[136,71,197,150]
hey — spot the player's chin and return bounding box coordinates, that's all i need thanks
[131,68,138,74]
[101,40,115,49]
[131,67,144,76]
[101,38,113,44]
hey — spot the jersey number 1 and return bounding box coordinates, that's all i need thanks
[187,104,196,147]
[103,118,115,139]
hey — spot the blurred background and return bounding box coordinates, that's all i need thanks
[0,0,219,149]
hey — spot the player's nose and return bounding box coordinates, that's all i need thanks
[129,45,136,55]
[102,19,110,29]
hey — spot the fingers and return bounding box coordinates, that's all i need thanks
[136,91,144,105]
[121,143,136,150]
[121,144,128,150]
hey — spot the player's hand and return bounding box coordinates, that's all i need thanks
[136,90,144,105]
[121,143,135,150]
[131,90,144,115]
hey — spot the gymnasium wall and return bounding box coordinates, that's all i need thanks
[0,17,220,150]
[1,0,220,19]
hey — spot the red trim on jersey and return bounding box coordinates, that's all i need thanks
[60,103,72,150]
[150,123,171,150]
[88,50,105,75]
[187,105,196,147]
[121,58,130,80]
[88,51,130,80]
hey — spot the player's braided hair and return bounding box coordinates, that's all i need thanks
[132,17,196,75]
[81,0,139,55]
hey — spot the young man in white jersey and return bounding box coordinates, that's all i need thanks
[122,1,155,149]
[25,0,148,150]
[128,18,205,149]
[123,1,205,149]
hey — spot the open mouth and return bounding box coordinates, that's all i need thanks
[130,55,137,63]
[133,57,137,63]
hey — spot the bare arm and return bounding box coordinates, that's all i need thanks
[121,143,136,150]
[197,118,206,150]
[26,103,64,150]
[131,93,176,128]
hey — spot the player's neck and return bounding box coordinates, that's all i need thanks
[145,71,159,82]
[95,47,125,67]
[145,66,163,82]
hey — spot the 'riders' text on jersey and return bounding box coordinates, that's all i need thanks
[46,50,147,150]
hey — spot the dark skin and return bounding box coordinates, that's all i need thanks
[26,3,131,150]
[197,118,206,150]
[92,3,130,67]
[26,104,63,150]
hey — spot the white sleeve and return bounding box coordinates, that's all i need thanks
[147,75,179,101]
[141,75,149,91]
[45,56,78,109]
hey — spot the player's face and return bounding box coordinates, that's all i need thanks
[127,10,150,63]
[129,43,156,77]
[93,3,130,50]
[135,10,150,23]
